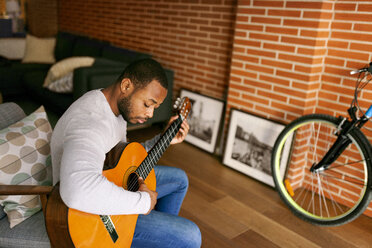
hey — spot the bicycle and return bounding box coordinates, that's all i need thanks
[271,63,372,226]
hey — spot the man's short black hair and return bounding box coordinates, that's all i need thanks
[116,58,168,90]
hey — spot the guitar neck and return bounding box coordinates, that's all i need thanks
[136,115,183,179]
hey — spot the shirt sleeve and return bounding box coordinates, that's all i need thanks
[59,121,151,215]
[141,134,161,152]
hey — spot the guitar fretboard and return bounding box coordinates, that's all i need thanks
[135,115,183,180]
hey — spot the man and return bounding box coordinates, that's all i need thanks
[51,58,201,247]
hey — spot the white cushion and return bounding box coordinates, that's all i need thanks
[43,56,95,93]
[0,106,53,228]
[22,34,56,64]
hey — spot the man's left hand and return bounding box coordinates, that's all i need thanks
[167,115,189,145]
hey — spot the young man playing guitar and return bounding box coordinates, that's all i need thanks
[50,59,201,247]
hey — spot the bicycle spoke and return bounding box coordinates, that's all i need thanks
[294,184,306,205]
[319,171,345,216]
[324,173,353,214]
[329,159,368,169]
[305,173,315,215]
[318,172,366,187]
[321,175,340,216]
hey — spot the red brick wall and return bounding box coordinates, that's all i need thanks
[58,0,237,100]
[27,0,58,37]
[229,0,372,123]
[228,0,372,217]
[0,0,5,15]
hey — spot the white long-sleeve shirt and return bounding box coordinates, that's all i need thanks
[51,90,154,215]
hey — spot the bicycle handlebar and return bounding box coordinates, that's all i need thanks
[350,62,372,75]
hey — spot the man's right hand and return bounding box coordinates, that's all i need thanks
[138,177,157,215]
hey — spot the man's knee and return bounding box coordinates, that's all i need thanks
[177,219,201,248]
[177,168,189,190]
[187,221,202,248]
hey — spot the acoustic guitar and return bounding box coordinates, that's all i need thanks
[45,97,191,248]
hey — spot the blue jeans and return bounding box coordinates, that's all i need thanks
[131,165,201,248]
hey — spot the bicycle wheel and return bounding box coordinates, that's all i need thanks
[271,114,372,226]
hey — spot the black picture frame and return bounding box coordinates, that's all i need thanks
[222,109,292,187]
[180,89,225,154]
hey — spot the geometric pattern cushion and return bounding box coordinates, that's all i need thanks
[47,72,74,93]
[0,106,53,228]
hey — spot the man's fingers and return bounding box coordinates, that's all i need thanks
[138,177,146,187]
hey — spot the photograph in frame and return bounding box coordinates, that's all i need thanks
[223,109,292,187]
[180,89,225,154]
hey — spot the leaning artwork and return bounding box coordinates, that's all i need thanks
[223,109,292,187]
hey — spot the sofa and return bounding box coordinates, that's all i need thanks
[0,32,174,127]
[0,102,52,248]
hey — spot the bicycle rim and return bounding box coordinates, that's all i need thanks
[272,114,371,225]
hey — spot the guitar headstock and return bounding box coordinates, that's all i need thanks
[173,97,191,121]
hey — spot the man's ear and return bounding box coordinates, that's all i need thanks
[120,78,133,95]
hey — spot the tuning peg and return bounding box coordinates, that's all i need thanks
[173,97,182,109]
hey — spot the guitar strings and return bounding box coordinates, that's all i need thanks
[127,122,177,191]
[126,117,182,192]
[139,118,181,175]
[127,118,180,191]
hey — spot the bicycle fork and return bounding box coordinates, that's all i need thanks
[310,106,370,173]
[310,131,352,172]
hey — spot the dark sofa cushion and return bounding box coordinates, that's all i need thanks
[72,36,107,57]
[11,63,51,71]
[54,32,76,61]
[72,66,125,100]
[0,63,51,96]
[22,71,73,115]
[93,57,126,67]
[102,45,151,64]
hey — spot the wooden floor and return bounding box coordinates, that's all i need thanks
[129,126,372,248]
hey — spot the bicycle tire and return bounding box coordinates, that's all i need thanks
[271,114,372,226]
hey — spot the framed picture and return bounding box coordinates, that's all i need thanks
[180,89,225,153]
[223,109,292,187]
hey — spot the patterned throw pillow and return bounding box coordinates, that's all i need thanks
[47,72,74,93]
[43,56,95,93]
[0,106,53,228]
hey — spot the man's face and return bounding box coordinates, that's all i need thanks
[118,80,167,124]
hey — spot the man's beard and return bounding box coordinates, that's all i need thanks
[118,95,132,122]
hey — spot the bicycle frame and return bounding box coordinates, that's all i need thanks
[310,105,372,172]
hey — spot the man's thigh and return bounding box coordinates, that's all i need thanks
[154,165,188,198]
[131,210,201,248]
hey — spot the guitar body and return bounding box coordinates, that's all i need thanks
[47,142,156,248]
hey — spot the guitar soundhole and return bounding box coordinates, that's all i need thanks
[127,172,139,192]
